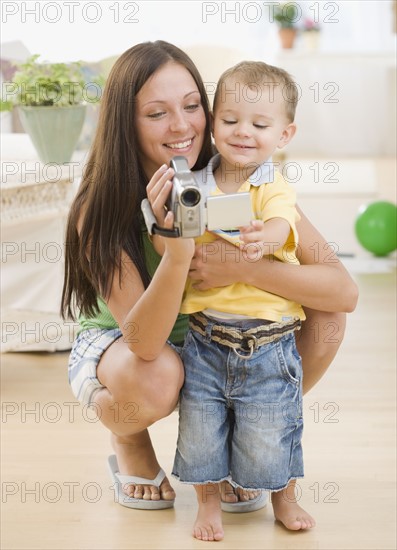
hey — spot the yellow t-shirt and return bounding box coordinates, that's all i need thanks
[180,156,306,323]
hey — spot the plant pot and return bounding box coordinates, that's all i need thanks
[302,31,321,52]
[17,104,86,164]
[278,28,297,49]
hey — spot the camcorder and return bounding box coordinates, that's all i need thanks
[141,156,252,238]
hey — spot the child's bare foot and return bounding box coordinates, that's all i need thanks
[271,481,315,531]
[111,431,175,501]
[193,484,224,541]
[220,480,260,503]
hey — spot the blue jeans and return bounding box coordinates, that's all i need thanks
[172,319,304,492]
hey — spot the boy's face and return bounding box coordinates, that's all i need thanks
[213,77,295,171]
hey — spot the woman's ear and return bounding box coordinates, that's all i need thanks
[278,123,297,149]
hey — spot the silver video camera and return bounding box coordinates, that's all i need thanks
[141,156,252,238]
[166,156,206,238]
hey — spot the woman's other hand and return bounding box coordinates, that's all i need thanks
[163,210,195,262]
[146,164,194,261]
[189,238,249,290]
[146,164,175,227]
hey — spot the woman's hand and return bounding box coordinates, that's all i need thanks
[163,210,195,262]
[146,164,194,261]
[189,238,249,290]
[146,164,175,227]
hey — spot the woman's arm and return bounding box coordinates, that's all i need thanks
[189,206,358,313]
[106,242,192,362]
[104,167,194,361]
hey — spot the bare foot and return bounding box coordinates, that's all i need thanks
[272,481,315,531]
[111,431,175,501]
[220,480,260,503]
[193,484,224,541]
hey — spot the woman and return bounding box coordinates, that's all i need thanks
[62,40,358,510]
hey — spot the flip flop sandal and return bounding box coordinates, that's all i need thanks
[220,490,267,513]
[108,454,175,510]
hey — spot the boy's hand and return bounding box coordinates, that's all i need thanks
[239,219,267,242]
[239,220,268,260]
[239,218,291,261]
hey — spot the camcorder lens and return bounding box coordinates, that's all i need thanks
[181,188,201,207]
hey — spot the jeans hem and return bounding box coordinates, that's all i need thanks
[228,474,304,493]
[171,473,304,492]
[171,473,233,486]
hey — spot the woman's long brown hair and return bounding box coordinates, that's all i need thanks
[61,41,213,320]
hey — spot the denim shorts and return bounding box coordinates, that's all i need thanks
[172,320,304,492]
[68,328,182,407]
[68,328,123,407]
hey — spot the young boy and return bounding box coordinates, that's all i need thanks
[172,61,316,541]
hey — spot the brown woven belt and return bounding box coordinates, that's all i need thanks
[189,311,301,358]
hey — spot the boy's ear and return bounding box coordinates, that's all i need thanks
[278,123,297,149]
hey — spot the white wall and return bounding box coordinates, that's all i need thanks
[1,1,396,63]
[2,1,396,157]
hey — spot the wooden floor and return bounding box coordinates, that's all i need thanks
[1,270,396,550]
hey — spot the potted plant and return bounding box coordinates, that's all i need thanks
[274,3,300,49]
[3,55,102,164]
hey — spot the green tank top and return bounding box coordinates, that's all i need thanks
[78,230,189,344]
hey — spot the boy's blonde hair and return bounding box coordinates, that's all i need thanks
[213,61,299,123]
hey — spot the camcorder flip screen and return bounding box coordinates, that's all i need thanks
[206,193,252,231]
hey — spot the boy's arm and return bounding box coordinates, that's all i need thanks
[238,172,298,259]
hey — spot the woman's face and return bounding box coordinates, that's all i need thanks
[136,62,206,178]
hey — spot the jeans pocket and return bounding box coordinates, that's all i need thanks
[275,336,301,385]
[180,329,198,364]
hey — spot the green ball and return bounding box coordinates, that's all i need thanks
[355,201,397,256]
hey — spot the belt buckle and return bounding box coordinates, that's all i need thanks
[233,333,258,359]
